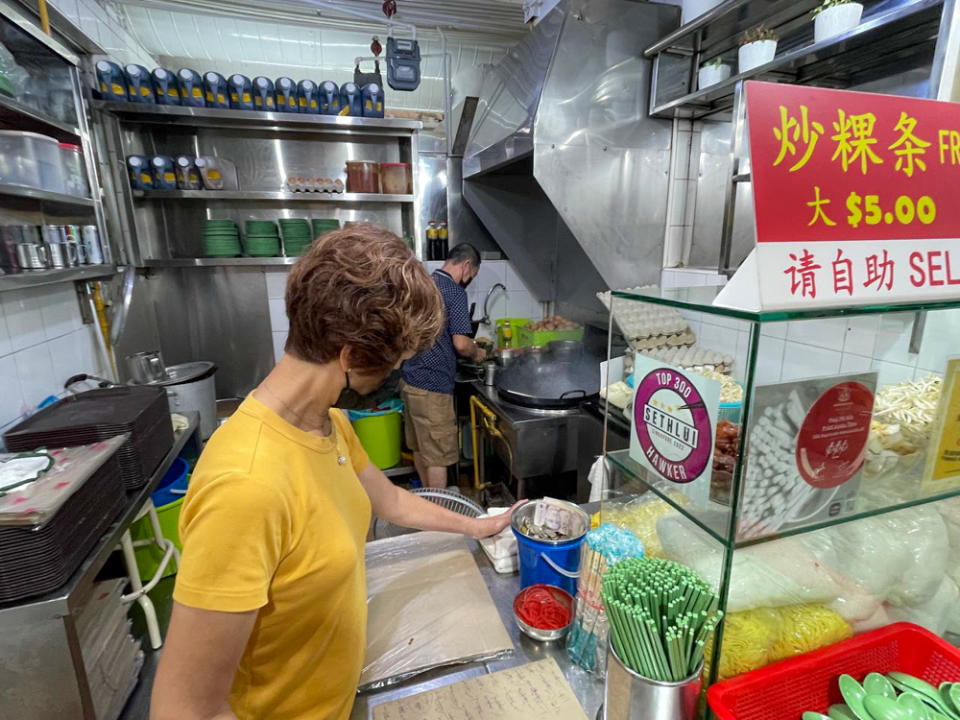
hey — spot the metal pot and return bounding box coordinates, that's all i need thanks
[126,350,168,384]
[148,361,218,440]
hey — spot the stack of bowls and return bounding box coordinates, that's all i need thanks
[203,219,242,257]
[244,220,281,257]
[280,218,314,256]
[311,218,340,237]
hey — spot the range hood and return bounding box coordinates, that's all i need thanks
[463,0,679,324]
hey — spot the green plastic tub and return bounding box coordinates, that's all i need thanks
[348,398,403,469]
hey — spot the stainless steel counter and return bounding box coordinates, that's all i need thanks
[350,522,604,719]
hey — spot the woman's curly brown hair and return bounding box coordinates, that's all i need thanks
[284,224,443,373]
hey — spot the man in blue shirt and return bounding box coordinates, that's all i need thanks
[401,243,486,488]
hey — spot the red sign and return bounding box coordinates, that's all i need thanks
[738,81,960,309]
[796,381,874,489]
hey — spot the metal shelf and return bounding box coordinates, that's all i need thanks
[0,264,116,291]
[143,257,298,268]
[93,101,421,136]
[649,0,944,118]
[132,190,414,204]
[0,183,95,211]
[0,94,80,142]
[0,412,200,618]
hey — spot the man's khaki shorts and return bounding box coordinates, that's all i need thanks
[400,382,459,467]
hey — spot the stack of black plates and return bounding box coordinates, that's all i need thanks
[4,386,173,490]
[0,452,126,603]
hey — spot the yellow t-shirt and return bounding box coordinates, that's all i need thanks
[174,395,372,720]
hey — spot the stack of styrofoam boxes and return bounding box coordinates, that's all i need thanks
[76,579,143,720]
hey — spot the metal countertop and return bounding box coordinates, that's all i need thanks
[350,529,604,719]
[468,380,582,424]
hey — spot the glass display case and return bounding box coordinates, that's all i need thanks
[599,286,960,703]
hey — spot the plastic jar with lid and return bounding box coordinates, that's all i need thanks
[345,161,380,193]
[59,143,90,197]
[379,163,411,194]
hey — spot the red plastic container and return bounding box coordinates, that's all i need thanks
[708,623,960,720]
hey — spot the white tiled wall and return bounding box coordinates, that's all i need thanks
[49,0,158,67]
[0,285,106,431]
[265,260,539,363]
[679,309,957,389]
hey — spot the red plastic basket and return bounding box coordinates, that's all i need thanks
[708,623,960,720]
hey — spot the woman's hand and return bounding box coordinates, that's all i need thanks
[469,500,527,538]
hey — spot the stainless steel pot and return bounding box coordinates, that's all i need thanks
[126,351,167,384]
[150,361,218,441]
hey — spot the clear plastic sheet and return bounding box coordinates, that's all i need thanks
[360,532,513,692]
[0,435,127,525]
[0,42,28,97]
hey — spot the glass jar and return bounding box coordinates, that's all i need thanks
[345,161,380,193]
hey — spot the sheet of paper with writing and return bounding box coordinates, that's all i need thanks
[371,658,589,720]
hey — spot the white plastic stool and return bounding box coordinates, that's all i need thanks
[118,498,181,650]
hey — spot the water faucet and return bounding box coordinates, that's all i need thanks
[482,282,507,325]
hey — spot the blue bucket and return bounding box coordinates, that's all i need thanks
[151,457,189,507]
[511,500,589,596]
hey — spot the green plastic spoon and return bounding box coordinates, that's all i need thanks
[898,692,933,720]
[864,695,913,720]
[830,705,860,720]
[840,675,874,720]
[865,674,898,699]
[804,713,834,720]
[888,675,959,719]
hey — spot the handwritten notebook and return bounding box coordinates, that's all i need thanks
[371,658,589,720]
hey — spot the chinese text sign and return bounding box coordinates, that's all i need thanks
[746,80,960,309]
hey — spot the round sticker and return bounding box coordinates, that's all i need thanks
[796,381,874,489]
[633,368,713,483]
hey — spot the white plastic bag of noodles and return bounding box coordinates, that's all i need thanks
[823,505,949,608]
[656,514,844,613]
[887,577,960,637]
[936,496,960,586]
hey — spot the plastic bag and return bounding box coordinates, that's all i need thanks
[0,41,28,97]
[657,514,843,611]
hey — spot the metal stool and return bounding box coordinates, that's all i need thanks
[118,498,180,650]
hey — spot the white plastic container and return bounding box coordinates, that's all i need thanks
[32,134,65,194]
[814,2,863,43]
[698,63,732,89]
[681,0,723,23]
[60,143,90,197]
[0,130,41,188]
[738,39,778,73]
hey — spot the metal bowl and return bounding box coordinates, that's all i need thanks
[513,584,574,642]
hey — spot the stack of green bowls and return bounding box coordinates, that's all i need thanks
[203,219,242,257]
[281,218,315,256]
[311,218,340,238]
[244,220,281,257]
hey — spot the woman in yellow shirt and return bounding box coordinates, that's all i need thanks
[151,226,519,720]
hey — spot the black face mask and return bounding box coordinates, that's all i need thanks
[334,369,402,410]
